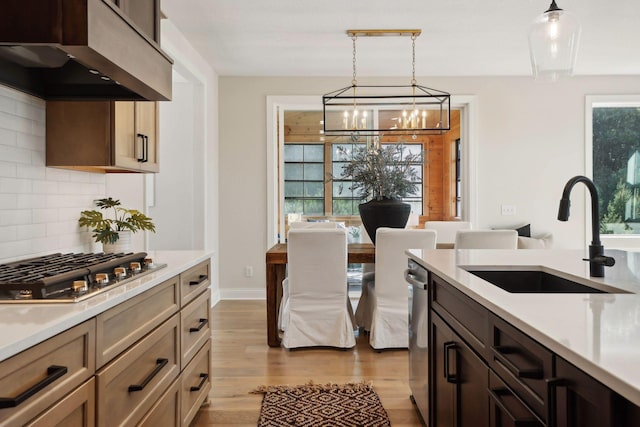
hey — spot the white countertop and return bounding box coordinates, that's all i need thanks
[0,250,212,363]
[407,248,640,407]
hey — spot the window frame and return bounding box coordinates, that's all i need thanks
[586,95,640,248]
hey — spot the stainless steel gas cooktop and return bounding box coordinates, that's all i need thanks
[0,252,166,303]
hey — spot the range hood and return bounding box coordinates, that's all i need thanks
[0,0,172,101]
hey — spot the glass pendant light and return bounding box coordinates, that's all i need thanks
[528,0,581,81]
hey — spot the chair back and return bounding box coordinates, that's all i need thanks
[424,221,471,245]
[283,228,355,348]
[454,229,518,249]
[374,228,437,299]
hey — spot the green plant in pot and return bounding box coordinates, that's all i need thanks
[78,197,155,252]
[338,143,421,244]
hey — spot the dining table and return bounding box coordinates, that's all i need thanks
[265,242,375,347]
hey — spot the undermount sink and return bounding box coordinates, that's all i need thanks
[464,268,628,294]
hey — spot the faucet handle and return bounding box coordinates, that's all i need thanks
[582,256,616,267]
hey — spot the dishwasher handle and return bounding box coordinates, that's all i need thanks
[405,268,428,290]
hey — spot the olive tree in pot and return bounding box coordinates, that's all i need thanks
[339,143,421,244]
[78,197,156,253]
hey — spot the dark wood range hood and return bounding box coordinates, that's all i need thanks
[0,0,172,101]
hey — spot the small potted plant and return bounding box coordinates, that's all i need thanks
[338,143,421,243]
[78,197,156,253]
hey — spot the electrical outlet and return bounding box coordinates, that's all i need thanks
[501,204,516,216]
[245,266,254,277]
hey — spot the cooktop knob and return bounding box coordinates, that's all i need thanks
[72,280,88,293]
[95,273,109,284]
[130,262,142,273]
[144,258,154,268]
[114,267,127,279]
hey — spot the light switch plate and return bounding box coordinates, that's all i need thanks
[501,204,516,216]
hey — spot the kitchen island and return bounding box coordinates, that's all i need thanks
[408,248,640,426]
[0,250,213,426]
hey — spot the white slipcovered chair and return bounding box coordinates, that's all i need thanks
[278,221,338,331]
[354,224,375,328]
[424,220,472,246]
[281,228,356,349]
[360,227,436,350]
[454,229,518,249]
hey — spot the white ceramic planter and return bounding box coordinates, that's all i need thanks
[102,230,133,253]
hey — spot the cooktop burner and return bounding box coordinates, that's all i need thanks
[0,252,166,303]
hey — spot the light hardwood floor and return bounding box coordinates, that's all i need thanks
[190,300,424,426]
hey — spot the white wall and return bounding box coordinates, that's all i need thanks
[0,85,105,262]
[218,75,640,296]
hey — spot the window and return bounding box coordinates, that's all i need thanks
[283,144,325,215]
[590,97,640,235]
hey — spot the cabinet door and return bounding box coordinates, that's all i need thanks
[113,101,140,170]
[432,313,489,427]
[135,101,159,172]
[551,357,614,427]
[113,101,159,172]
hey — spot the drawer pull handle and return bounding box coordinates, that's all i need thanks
[128,358,168,392]
[488,388,541,426]
[491,345,543,379]
[0,365,68,409]
[443,341,458,384]
[190,318,209,333]
[546,378,566,427]
[189,275,208,286]
[190,373,209,392]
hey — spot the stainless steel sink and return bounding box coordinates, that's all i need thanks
[464,269,628,294]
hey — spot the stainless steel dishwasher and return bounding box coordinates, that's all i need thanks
[406,257,430,425]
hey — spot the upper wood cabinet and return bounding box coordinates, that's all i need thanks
[46,101,159,173]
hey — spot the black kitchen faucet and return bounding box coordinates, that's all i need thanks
[558,175,615,277]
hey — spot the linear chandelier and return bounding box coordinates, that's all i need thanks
[322,29,451,139]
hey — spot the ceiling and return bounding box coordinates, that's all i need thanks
[161,0,640,78]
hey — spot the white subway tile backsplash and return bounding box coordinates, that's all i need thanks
[0,86,106,262]
[16,194,48,209]
[16,132,44,151]
[0,210,32,226]
[32,208,59,224]
[0,177,32,193]
[16,164,46,180]
[0,145,33,164]
[16,223,46,240]
[0,161,17,178]
[0,96,16,115]
[0,128,17,147]
[32,179,59,194]
[0,226,16,242]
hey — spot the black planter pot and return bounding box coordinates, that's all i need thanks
[359,199,411,245]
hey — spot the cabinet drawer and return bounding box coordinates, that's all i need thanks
[432,273,489,356]
[96,314,180,427]
[489,370,543,427]
[181,339,211,427]
[96,276,179,367]
[137,377,180,427]
[26,378,95,427]
[180,259,211,306]
[489,314,553,423]
[0,319,95,426]
[181,288,211,368]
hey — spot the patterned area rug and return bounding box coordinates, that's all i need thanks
[252,382,391,426]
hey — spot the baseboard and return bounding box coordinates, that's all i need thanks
[219,288,265,300]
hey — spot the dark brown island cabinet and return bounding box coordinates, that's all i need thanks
[417,271,640,427]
